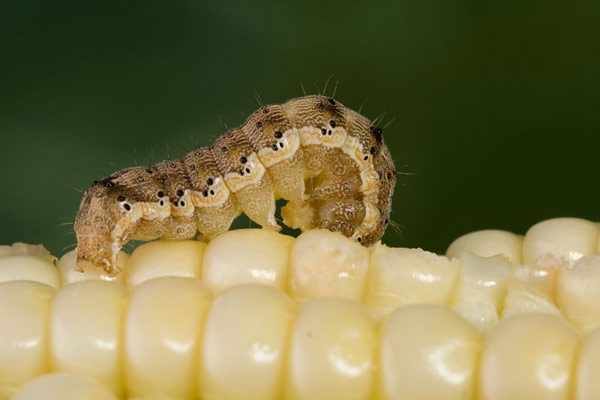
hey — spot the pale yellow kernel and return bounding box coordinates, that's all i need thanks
[378,305,481,400]
[290,230,370,302]
[447,229,523,264]
[501,263,562,319]
[523,217,598,267]
[125,239,206,288]
[125,277,211,399]
[575,327,600,400]
[200,284,295,400]
[13,372,117,400]
[478,313,578,400]
[49,281,127,396]
[0,255,59,288]
[284,298,376,400]
[0,281,54,399]
[202,229,294,294]
[450,253,512,332]
[365,244,460,318]
[556,255,600,332]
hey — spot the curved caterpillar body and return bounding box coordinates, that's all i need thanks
[75,95,397,275]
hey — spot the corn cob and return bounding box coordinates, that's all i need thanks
[0,216,598,399]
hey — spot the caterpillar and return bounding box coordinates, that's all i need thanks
[74,95,397,275]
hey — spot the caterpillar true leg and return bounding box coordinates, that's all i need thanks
[74,95,396,275]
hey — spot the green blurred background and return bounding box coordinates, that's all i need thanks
[1,0,599,257]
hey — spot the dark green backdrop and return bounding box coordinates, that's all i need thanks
[2,1,599,257]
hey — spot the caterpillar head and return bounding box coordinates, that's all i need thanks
[74,179,136,275]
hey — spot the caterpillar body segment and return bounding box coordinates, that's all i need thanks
[183,147,242,240]
[211,129,279,231]
[242,104,306,201]
[74,95,396,275]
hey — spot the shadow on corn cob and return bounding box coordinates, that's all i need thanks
[1,217,599,399]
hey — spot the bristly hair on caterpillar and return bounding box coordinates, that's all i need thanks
[74,95,397,275]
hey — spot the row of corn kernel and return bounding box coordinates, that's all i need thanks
[4,277,600,400]
[1,218,599,334]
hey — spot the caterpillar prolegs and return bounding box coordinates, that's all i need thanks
[74,95,397,275]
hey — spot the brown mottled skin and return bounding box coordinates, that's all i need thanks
[74,95,396,275]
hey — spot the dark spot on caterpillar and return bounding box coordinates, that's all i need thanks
[373,127,383,144]
[99,177,115,188]
[317,103,325,110]
[370,147,376,155]
[239,169,245,176]
[321,128,327,135]
[328,130,332,135]
[245,167,251,174]
[159,200,165,206]
[328,98,336,105]
[203,190,208,197]
[209,189,214,195]
[278,142,284,148]
[263,108,269,114]
[240,156,247,164]
[177,189,184,197]
[329,120,336,128]
[384,218,389,224]
[180,201,185,207]
[123,203,131,211]
[363,155,369,161]
[146,168,154,174]
[206,178,214,186]
[271,144,278,151]
[274,131,282,139]
[256,121,263,128]
[157,191,164,198]
[387,172,392,179]
[357,237,362,243]
[117,195,125,202]
[221,146,227,152]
